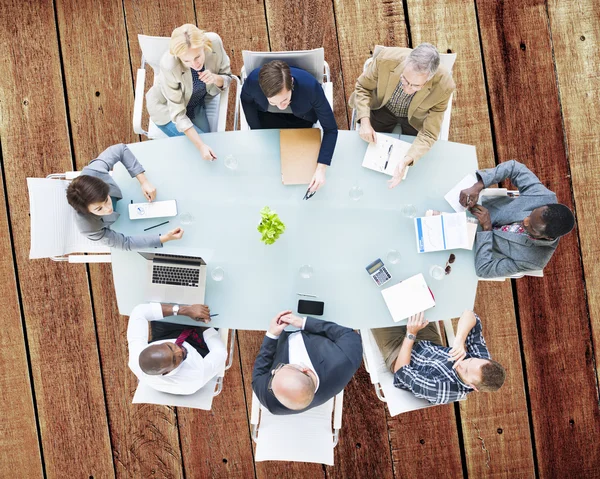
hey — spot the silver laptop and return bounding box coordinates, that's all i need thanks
[139,252,208,305]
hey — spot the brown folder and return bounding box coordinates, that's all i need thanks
[280,128,321,185]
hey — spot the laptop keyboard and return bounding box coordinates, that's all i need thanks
[152,265,199,287]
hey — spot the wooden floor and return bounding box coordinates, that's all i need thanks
[1,0,599,477]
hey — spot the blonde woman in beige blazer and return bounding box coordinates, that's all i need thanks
[146,24,232,161]
[349,44,455,188]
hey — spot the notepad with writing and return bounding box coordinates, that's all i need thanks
[381,273,436,323]
[280,128,321,185]
[362,133,412,178]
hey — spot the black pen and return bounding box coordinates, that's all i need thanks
[384,144,393,171]
[209,314,219,318]
[144,220,169,231]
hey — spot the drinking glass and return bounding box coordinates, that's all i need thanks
[429,265,445,281]
[180,212,195,225]
[386,249,401,264]
[299,264,314,279]
[224,154,238,170]
[349,185,364,201]
[211,266,225,281]
[401,204,417,218]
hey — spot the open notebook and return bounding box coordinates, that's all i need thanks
[414,212,476,253]
[362,133,412,179]
[381,273,436,323]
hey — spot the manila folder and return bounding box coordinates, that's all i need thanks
[280,128,321,185]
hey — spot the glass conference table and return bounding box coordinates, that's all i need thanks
[111,130,479,330]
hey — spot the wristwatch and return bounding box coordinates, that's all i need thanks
[406,333,416,341]
[172,304,180,316]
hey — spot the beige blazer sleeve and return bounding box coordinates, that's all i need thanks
[351,56,381,121]
[407,87,453,163]
[204,32,232,97]
[159,61,194,133]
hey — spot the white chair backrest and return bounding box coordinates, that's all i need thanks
[132,376,219,409]
[253,393,336,465]
[242,48,325,83]
[27,178,110,259]
[372,45,456,73]
[138,35,170,72]
[361,328,435,416]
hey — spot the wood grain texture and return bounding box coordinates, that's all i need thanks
[405,0,535,475]
[238,330,325,478]
[388,404,463,477]
[333,0,408,124]
[264,0,349,129]
[547,0,600,387]
[0,157,42,475]
[0,1,115,477]
[177,339,255,479]
[54,0,186,476]
[326,366,394,479]
[476,0,600,476]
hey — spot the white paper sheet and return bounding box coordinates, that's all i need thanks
[362,133,412,177]
[381,273,436,323]
[414,212,471,253]
[444,174,478,212]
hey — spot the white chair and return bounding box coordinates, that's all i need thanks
[132,328,236,410]
[350,46,457,141]
[250,389,343,465]
[133,34,237,138]
[360,319,462,417]
[27,173,111,263]
[478,188,544,281]
[234,48,333,131]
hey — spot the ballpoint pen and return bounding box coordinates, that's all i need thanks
[303,188,316,200]
[384,144,393,171]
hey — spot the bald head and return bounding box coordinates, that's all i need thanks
[271,366,315,410]
[139,342,184,375]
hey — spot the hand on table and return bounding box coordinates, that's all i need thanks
[160,227,184,244]
[469,205,492,231]
[181,304,211,323]
[406,311,429,336]
[308,164,327,192]
[279,313,304,329]
[268,310,293,337]
[387,158,411,189]
[359,119,377,143]
[448,341,467,369]
[199,143,217,162]
[140,181,157,202]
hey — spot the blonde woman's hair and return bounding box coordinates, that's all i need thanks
[169,24,212,57]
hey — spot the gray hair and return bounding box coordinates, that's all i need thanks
[406,43,440,78]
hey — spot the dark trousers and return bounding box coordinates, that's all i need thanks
[257,110,314,129]
[368,106,419,136]
[150,321,210,357]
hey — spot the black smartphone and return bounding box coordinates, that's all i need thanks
[297,299,325,316]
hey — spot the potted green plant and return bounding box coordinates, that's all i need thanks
[257,206,285,245]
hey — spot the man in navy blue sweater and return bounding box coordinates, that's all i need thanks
[241,60,338,192]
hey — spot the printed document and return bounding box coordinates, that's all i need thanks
[414,212,471,253]
[362,133,412,178]
[381,273,436,323]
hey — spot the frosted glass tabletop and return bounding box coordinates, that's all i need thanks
[111,130,479,330]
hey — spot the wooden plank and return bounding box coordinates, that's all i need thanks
[177,341,255,478]
[0,164,43,476]
[476,0,600,476]
[405,0,535,476]
[0,1,115,477]
[264,0,349,129]
[547,0,600,386]
[54,0,184,476]
[238,331,324,478]
[332,0,408,124]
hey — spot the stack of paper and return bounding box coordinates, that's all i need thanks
[414,212,475,253]
[381,273,436,323]
[362,133,412,178]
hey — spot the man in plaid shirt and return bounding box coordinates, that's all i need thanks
[372,310,505,405]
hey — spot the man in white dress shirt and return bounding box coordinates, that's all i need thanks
[127,302,227,395]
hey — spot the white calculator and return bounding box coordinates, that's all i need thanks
[365,258,392,286]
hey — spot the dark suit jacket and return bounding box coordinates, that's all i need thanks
[252,317,363,415]
[240,66,338,166]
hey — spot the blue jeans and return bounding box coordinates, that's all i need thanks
[156,104,210,136]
